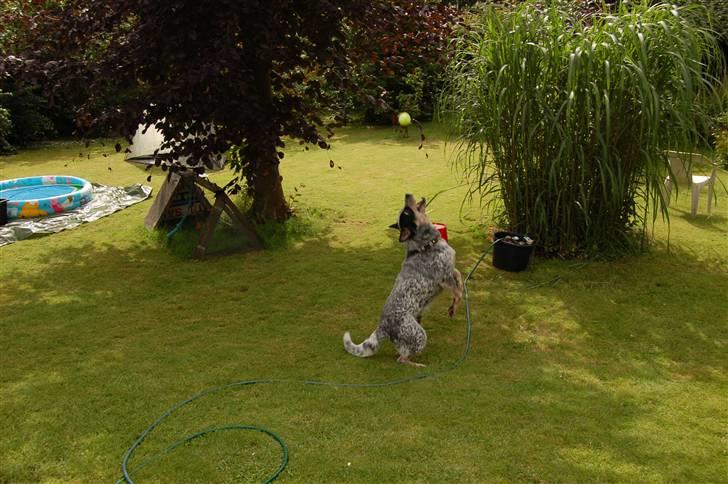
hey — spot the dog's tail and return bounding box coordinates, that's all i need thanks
[343,328,383,358]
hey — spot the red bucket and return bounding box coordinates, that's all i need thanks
[433,223,448,242]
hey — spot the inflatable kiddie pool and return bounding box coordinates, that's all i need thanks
[0,175,94,219]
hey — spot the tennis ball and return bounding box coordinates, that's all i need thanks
[398,112,412,127]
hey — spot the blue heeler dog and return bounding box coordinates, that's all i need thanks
[343,194,463,367]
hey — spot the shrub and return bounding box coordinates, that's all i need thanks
[0,88,56,146]
[440,1,724,257]
[673,0,728,43]
[0,103,15,155]
[345,0,459,123]
[1,1,67,149]
[716,112,728,169]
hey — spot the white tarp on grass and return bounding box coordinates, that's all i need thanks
[0,183,152,246]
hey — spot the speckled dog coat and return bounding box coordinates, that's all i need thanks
[343,194,462,363]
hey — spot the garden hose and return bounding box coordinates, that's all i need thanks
[119,240,501,483]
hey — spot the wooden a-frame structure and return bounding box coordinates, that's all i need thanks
[145,171,263,258]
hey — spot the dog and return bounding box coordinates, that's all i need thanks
[343,194,463,367]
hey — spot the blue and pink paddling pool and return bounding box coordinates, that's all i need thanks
[0,175,93,220]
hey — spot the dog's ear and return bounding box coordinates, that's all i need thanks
[416,197,427,214]
[405,193,417,209]
[389,222,399,230]
[399,227,413,242]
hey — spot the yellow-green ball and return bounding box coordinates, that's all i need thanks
[398,112,412,127]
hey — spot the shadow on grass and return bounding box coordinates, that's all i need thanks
[1,229,726,481]
[671,207,728,233]
[448,227,728,479]
[476,238,726,478]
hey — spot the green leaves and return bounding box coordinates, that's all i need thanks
[440,0,725,257]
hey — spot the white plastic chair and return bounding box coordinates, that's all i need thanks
[663,151,718,216]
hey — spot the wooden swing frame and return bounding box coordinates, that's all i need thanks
[144,171,263,258]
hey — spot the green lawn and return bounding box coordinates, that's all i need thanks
[1,126,727,482]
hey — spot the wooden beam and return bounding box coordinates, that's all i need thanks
[193,193,225,259]
[193,175,224,194]
[221,195,264,250]
[144,172,182,229]
[193,175,264,251]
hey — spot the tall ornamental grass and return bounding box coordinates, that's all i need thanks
[440,1,724,256]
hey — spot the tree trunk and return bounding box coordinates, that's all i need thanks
[251,154,289,221]
[244,22,290,222]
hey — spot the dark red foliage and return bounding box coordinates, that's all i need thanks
[1,0,385,220]
[347,1,460,121]
[350,2,458,75]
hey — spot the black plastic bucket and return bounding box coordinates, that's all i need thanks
[0,199,7,226]
[492,231,535,272]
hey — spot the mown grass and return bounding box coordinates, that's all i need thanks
[0,126,726,482]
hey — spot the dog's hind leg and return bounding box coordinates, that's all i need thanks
[393,316,427,367]
[397,355,426,368]
[444,269,464,318]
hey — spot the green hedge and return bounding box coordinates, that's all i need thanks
[0,104,15,155]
